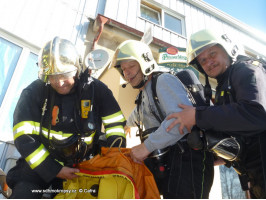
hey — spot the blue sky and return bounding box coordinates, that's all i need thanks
[203,0,266,34]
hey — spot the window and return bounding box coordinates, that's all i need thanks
[0,36,38,142]
[140,2,184,35]
[140,4,160,25]
[0,38,22,106]
[164,13,182,35]
[0,52,38,141]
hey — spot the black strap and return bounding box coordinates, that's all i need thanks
[39,84,55,148]
[151,73,165,123]
[135,91,143,137]
[227,66,236,103]
[204,74,212,105]
[46,87,56,149]
[39,84,49,142]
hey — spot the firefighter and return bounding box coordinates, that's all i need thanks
[111,40,214,198]
[6,37,126,198]
[167,29,266,198]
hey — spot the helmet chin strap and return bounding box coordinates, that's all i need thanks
[133,75,148,89]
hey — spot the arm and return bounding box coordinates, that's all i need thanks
[13,81,64,183]
[131,73,192,162]
[166,104,196,134]
[144,73,193,152]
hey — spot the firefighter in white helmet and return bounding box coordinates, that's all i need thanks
[111,40,214,198]
[167,29,266,198]
[6,37,126,198]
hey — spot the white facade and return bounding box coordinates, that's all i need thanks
[101,0,265,59]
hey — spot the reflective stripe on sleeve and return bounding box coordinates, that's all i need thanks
[25,144,50,169]
[105,125,125,138]
[102,111,126,126]
[13,121,39,140]
[13,121,73,140]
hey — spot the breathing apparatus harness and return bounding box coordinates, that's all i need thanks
[186,59,250,191]
[134,86,169,195]
[39,68,97,166]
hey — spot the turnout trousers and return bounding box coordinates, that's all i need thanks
[6,158,62,199]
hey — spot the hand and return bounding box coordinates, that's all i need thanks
[56,166,80,180]
[166,104,196,134]
[130,143,150,164]
[214,157,226,166]
[124,125,131,138]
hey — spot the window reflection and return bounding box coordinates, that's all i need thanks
[0,38,22,106]
[140,5,160,25]
[164,13,182,35]
[1,52,38,141]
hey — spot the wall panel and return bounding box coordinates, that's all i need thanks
[0,0,89,47]
[104,0,119,19]
[127,0,139,28]
[176,0,185,15]
[117,0,129,24]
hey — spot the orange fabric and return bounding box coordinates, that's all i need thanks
[77,147,160,199]
[3,182,8,191]
[51,106,59,125]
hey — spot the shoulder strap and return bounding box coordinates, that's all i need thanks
[151,73,165,123]
[226,65,236,103]
[135,90,142,115]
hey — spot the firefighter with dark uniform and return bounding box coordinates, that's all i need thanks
[6,37,126,198]
[167,29,266,198]
[111,40,214,198]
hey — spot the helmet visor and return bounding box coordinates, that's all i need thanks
[116,51,137,65]
[188,42,217,65]
[47,70,77,83]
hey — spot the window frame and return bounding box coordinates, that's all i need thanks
[162,10,183,35]
[139,1,186,36]
[140,4,161,25]
[0,28,40,142]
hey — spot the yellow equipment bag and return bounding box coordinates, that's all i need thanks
[55,147,160,199]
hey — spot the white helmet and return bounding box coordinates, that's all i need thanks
[38,37,83,82]
[187,29,239,73]
[111,40,158,80]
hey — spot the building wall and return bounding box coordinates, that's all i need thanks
[0,0,93,52]
[100,67,139,119]
[101,0,266,58]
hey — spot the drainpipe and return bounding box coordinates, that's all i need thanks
[91,15,109,51]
